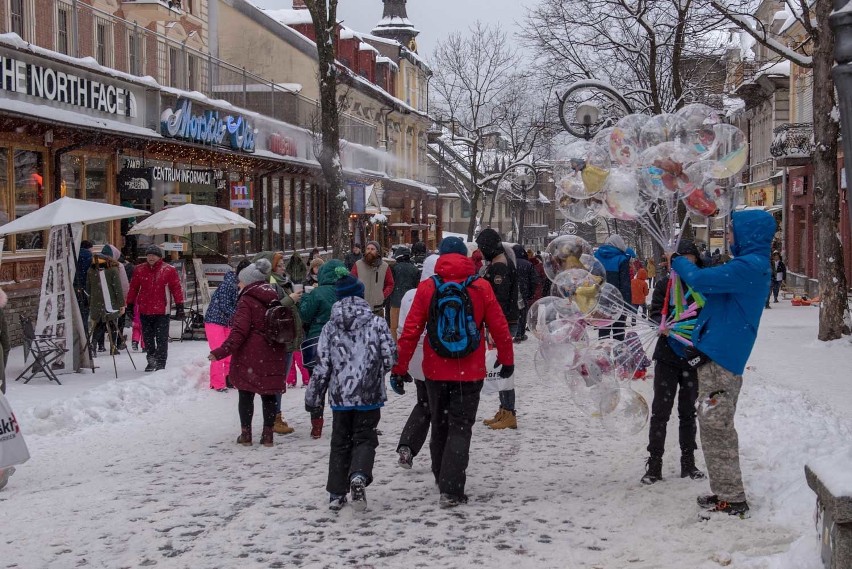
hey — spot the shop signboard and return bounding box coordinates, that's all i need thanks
[164,194,191,204]
[347,182,366,213]
[230,182,253,208]
[160,97,256,153]
[0,46,148,128]
[118,168,153,200]
[163,242,186,252]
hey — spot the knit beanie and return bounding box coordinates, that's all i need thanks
[439,236,467,256]
[605,234,627,252]
[239,258,272,285]
[334,266,365,299]
[475,228,502,261]
[98,244,117,259]
[145,244,163,258]
[677,239,703,267]
[366,240,382,255]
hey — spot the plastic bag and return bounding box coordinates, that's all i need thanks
[482,347,514,394]
[0,392,30,469]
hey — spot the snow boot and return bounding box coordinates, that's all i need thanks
[489,410,517,430]
[273,413,295,435]
[483,408,504,426]
[640,456,663,485]
[260,426,274,447]
[699,500,750,520]
[439,493,469,508]
[397,445,413,469]
[310,417,324,439]
[697,494,719,508]
[680,453,705,479]
[236,426,252,446]
[328,493,347,511]
[350,474,368,512]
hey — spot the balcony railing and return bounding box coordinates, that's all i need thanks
[728,60,764,92]
[770,123,814,165]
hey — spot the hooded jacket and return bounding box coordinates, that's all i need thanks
[393,253,514,381]
[285,254,308,284]
[211,281,289,394]
[126,258,184,316]
[397,255,438,381]
[299,259,345,339]
[672,209,775,375]
[631,269,649,304]
[594,239,632,303]
[204,270,239,327]
[389,256,420,308]
[306,296,396,411]
[512,244,539,305]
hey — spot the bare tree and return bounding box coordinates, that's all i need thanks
[430,22,523,240]
[303,0,348,257]
[521,0,728,114]
[711,0,847,341]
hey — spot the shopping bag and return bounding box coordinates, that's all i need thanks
[482,346,514,395]
[0,392,30,469]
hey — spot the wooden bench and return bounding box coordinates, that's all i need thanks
[805,459,852,569]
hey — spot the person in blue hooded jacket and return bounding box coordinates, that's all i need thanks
[594,234,632,341]
[670,209,776,520]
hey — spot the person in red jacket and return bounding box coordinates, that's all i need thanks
[391,236,514,508]
[126,245,184,372]
[209,259,290,447]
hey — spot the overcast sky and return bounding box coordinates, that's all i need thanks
[249,0,535,58]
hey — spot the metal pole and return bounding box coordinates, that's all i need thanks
[518,180,527,244]
[830,0,852,241]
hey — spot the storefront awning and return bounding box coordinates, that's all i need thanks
[385,177,439,196]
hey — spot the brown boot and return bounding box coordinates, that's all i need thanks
[489,410,517,430]
[236,426,252,446]
[273,412,295,435]
[310,417,324,439]
[483,408,505,426]
[260,426,274,447]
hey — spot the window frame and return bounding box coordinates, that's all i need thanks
[0,145,51,254]
[56,2,72,55]
[94,16,114,67]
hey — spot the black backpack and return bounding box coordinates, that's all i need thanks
[264,299,298,345]
[426,275,481,359]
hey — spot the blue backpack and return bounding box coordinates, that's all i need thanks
[426,275,481,359]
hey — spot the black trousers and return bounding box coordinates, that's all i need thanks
[238,390,277,428]
[327,408,381,495]
[425,379,483,497]
[397,380,431,457]
[140,314,170,366]
[647,360,699,457]
[516,305,529,338]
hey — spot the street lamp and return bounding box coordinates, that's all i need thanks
[830,1,852,236]
[574,102,600,141]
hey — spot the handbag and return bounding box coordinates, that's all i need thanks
[482,345,514,394]
[0,392,30,469]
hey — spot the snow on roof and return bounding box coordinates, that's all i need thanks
[340,28,357,40]
[213,82,303,94]
[756,59,791,78]
[392,177,439,195]
[359,42,379,54]
[375,15,416,28]
[376,56,399,70]
[263,8,313,26]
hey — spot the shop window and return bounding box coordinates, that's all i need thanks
[128,31,143,76]
[95,17,113,67]
[169,47,179,88]
[187,55,199,92]
[304,184,313,249]
[60,155,82,199]
[85,158,109,245]
[13,150,46,251]
[9,0,25,38]
[56,2,72,55]
[282,178,292,250]
[294,179,303,250]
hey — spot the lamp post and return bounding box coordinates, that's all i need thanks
[830,0,852,236]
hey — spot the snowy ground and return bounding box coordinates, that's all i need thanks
[2,303,851,569]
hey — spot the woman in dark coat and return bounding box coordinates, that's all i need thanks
[210,259,291,447]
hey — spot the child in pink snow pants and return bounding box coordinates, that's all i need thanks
[286,350,309,387]
[205,323,231,390]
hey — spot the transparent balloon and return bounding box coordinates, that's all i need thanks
[593,126,615,152]
[638,142,701,199]
[609,114,650,167]
[551,268,601,306]
[566,346,619,416]
[639,113,688,150]
[556,190,604,223]
[602,168,650,220]
[554,141,610,198]
[675,103,721,154]
[704,124,749,178]
[582,282,625,327]
[528,296,582,340]
[542,235,594,282]
[681,161,735,217]
[599,387,650,435]
[535,348,559,386]
[539,323,585,375]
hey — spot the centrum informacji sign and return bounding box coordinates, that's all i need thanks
[160,98,256,153]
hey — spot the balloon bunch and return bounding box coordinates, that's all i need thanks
[554,103,748,251]
[530,235,652,435]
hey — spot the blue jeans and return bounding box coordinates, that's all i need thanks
[275,352,295,413]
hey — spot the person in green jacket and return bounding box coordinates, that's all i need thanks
[298,260,346,439]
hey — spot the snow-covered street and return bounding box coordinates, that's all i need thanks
[2,303,851,569]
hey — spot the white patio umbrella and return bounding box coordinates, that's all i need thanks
[0,197,149,236]
[127,204,255,236]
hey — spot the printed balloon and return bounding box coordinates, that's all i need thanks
[609,114,650,167]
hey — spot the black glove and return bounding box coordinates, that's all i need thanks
[389,374,409,395]
[498,364,515,379]
[174,303,186,320]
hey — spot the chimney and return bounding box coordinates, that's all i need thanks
[293,0,307,8]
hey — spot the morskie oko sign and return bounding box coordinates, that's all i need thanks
[160,98,256,153]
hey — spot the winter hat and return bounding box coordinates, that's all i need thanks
[419,255,439,282]
[411,241,427,256]
[636,268,648,280]
[239,258,272,285]
[512,244,527,260]
[97,244,117,259]
[439,237,467,256]
[310,257,325,271]
[676,239,703,267]
[605,234,627,252]
[145,244,163,258]
[366,240,382,254]
[335,267,365,299]
[394,246,412,261]
[80,240,93,250]
[474,228,503,261]
[235,259,251,275]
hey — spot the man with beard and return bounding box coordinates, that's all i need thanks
[474,228,520,430]
[351,241,395,316]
